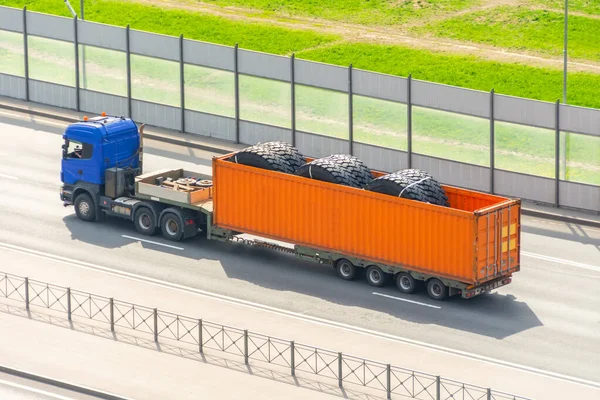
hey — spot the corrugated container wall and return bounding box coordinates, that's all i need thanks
[213,156,520,285]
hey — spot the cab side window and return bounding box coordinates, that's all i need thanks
[66,140,93,160]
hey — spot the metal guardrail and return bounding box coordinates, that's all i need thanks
[0,271,531,400]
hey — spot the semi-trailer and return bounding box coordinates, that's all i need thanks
[60,113,521,301]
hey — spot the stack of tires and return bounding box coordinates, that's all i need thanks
[227,141,448,207]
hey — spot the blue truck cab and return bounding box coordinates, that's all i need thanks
[60,114,141,221]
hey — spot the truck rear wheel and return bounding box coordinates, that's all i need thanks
[161,212,183,241]
[335,259,357,280]
[134,207,156,236]
[426,278,448,301]
[396,272,418,294]
[74,193,95,222]
[366,266,387,287]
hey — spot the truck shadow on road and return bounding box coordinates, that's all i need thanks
[63,215,542,341]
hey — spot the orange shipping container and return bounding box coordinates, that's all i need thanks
[213,155,520,287]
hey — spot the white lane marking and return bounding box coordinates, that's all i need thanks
[1,241,600,390]
[0,378,75,400]
[372,292,441,309]
[522,252,600,273]
[0,173,18,180]
[121,235,184,250]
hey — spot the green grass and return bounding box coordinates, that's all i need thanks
[0,0,339,55]
[200,0,481,25]
[419,7,600,61]
[532,0,600,15]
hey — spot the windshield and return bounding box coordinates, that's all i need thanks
[62,139,92,160]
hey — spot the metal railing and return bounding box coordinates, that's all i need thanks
[0,271,530,400]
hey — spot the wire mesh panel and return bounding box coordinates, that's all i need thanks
[341,355,389,393]
[390,367,438,400]
[113,300,154,334]
[294,344,339,381]
[247,333,291,368]
[27,280,68,313]
[157,311,200,347]
[70,290,111,323]
[201,321,245,357]
[440,379,488,400]
[0,273,26,302]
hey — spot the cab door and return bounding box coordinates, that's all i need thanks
[61,138,98,185]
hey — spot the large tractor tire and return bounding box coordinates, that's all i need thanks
[227,141,305,174]
[366,169,449,207]
[296,154,366,188]
[326,154,373,188]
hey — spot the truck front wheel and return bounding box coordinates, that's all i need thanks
[426,279,448,301]
[74,193,95,222]
[161,212,183,241]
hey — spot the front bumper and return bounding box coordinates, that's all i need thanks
[462,275,513,299]
[60,185,74,205]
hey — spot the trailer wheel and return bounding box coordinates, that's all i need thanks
[366,266,387,287]
[161,212,183,241]
[74,193,95,222]
[426,279,448,301]
[335,259,357,281]
[134,207,156,236]
[396,272,418,294]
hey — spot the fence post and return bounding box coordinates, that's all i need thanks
[348,64,353,156]
[109,298,114,332]
[239,329,247,364]
[23,7,29,102]
[338,352,343,388]
[198,319,203,353]
[436,376,441,400]
[179,34,185,133]
[234,43,240,144]
[290,53,296,147]
[153,308,158,342]
[386,364,391,399]
[407,74,412,168]
[290,341,295,376]
[487,388,492,400]
[126,24,132,118]
[74,16,80,112]
[490,88,495,194]
[24,277,29,310]
[67,288,72,321]
[555,99,560,207]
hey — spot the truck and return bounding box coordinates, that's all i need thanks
[60,113,521,301]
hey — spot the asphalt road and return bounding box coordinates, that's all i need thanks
[1,112,599,388]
